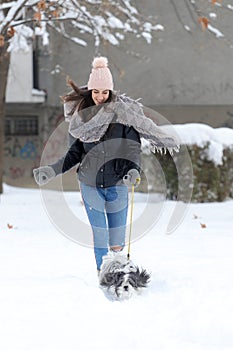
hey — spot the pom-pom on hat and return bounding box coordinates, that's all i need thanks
[87,56,114,91]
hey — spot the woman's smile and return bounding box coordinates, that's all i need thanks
[92,89,110,105]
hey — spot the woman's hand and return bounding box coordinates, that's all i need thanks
[33,166,56,186]
[123,169,141,187]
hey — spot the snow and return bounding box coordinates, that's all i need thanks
[207,24,224,38]
[184,25,191,32]
[1,0,158,52]
[122,0,138,15]
[161,123,233,166]
[35,17,49,46]
[1,184,233,350]
[0,2,16,10]
[0,0,27,31]
[32,88,46,96]
[102,31,119,46]
[145,22,165,32]
[141,31,152,44]
[209,12,217,19]
[2,0,233,53]
[87,0,101,3]
[171,124,233,148]
[70,36,88,46]
[107,15,125,29]
[7,24,33,52]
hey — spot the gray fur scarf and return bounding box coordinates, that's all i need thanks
[66,94,180,155]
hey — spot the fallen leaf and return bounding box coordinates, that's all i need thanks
[52,10,60,18]
[34,12,42,22]
[198,17,209,31]
[7,26,15,38]
[37,0,46,11]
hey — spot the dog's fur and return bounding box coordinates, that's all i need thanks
[99,253,150,299]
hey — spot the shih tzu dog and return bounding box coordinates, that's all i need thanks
[99,252,150,299]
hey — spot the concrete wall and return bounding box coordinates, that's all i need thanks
[4,104,63,187]
[6,45,45,103]
[36,0,233,124]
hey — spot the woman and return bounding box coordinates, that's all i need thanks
[33,56,179,272]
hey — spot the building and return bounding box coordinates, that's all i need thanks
[4,0,233,187]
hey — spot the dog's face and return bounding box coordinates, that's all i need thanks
[99,253,150,299]
[100,267,150,299]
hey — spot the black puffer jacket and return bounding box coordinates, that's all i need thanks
[52,122,141,188]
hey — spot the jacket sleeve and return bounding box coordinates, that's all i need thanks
[123,126,141,173]
[50,135,84,175]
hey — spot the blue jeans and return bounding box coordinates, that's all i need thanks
[80,183,128,270]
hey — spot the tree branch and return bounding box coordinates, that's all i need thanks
[9,15,81,28]
[1,0,29,35]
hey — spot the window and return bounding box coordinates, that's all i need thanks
[5,116,39,136]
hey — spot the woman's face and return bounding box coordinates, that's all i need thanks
[92,89,110,105]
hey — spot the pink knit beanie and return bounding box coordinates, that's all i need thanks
[87,57,114,91]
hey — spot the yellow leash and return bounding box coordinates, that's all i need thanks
[127,178,140,260]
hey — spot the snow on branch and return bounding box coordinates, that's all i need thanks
[0,0,160,52]
[0,0,28,34]
[189,0,232,41]
[1,0,233,52]
[7,24,33,52]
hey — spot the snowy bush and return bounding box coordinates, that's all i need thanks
[141,124,233,203]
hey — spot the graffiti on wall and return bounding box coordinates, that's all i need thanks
[4,113,67,180]
[8,167,25,179]
[4,137,39,180]
[4,137,37,160]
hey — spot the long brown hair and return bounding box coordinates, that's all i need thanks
[61,79,114,122]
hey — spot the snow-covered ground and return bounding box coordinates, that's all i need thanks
[1,184,233,350]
